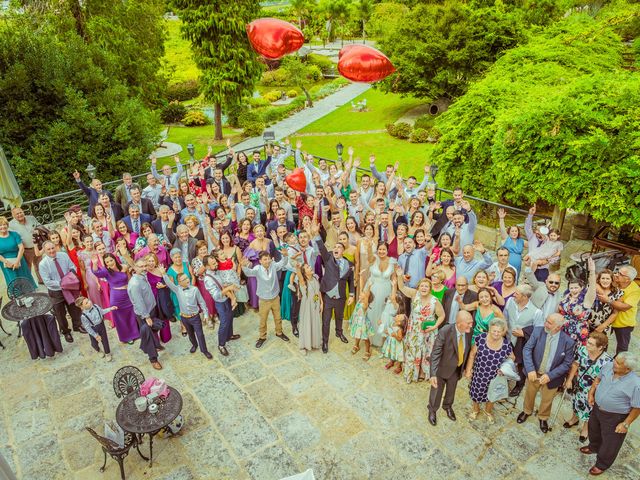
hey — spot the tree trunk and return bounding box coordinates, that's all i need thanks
[69,0,89,42]
[362,20,366,42]
[214,103,223,141]
[302,87,313,108]
[550,205,567,236]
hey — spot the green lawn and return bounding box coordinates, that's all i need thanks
[292,133,434,179]
[298,89,426,133]
[163,19,200,84]
[160,125,243,168]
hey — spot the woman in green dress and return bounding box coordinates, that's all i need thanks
[430,269,448,303]
[458,287,504,344]
[0,216,36,290]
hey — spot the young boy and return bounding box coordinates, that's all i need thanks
[75,296,118,361]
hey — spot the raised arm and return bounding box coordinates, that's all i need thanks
[498,208,508,241]
[395,265,416,298]
[524,205,536,241]
[584,257,597,309]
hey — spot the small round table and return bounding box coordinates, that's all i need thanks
[115,386,183,467]
[1,292,53,323]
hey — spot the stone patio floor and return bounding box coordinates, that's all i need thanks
[1,305,638,480]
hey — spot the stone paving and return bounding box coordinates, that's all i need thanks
[1,300,638,480]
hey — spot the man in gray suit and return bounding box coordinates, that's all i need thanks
[523,264,562,319]
[428,311,474,426]
[167,224,198,263]
[517,313,575,433]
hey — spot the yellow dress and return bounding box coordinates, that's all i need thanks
[343,250,356,320]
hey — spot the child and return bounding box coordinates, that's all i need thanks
[75,295,118,362]
[214,249,240,308]
[523,227,563,272]
[378,281,402,340]
[349,287,375,361]
[381,313,406,374]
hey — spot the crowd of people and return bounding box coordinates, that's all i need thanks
[1,138,639,476]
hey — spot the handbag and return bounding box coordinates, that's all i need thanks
[60,270,81,305]
[236,284,249,303]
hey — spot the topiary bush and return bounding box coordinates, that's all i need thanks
[226,103,249,128]
[242,121,265,138]
[393,122,412,139]
[260,68,289,86]
[386,123,397,136]
[307,53,335,74]
[427,126,441,142]
[410,127,429,143]
[166,80,200,101]
[249,96,271,108]
[286,89,298,98]
[305,64,323,82]
[160,101,187,124]
[181,110,209,127]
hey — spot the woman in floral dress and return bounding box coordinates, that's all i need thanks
[397,273,445,384]
[589,269,623,334]
[562,331,612,442]
[558,258,597,347]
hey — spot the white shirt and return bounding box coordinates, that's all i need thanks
[8,216,38,248]
[242,256,288,300]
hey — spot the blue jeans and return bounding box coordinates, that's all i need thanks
[215,300,234,347]
[181,314,209,354]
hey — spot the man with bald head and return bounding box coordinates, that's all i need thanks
[428,311,474,426]
[518,313,576,433]
[73,169,112,216]
[610,265,639,354]
[454,242,492,282]
[442,276,478,325]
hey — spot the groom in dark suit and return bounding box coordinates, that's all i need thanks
[428,311,474,425]
[316,237,354,353]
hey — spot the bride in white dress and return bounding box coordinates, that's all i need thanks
[365,242,397,347]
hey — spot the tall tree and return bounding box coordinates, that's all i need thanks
[354,0,373,42]
[171,0,264,140]
[281,56,314,107]
[319,0,352,42]
[431,7,640,227]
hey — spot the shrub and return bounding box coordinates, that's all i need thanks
[414,114,435,131]
[286,89,298,98]
[226,103,249,128]
[427,126,442,142]
[249,96,271,108]
[410,127,429,143]
[305,64,323,82]
[263,90,283,103]
[307,53,335,73]
[386,123,396,136]
[260,68,289,86]
[242,121,265,138]
[160,101,187,124]
[166,80,200,101]
[392,122,412,139]
[181,110,209,127]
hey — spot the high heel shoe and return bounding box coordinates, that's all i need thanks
[484,411,495,424]
[563,419,579,429]
[468,410,480,421]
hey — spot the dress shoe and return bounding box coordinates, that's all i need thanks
[276,332,290,342]
[336,332,349,343]
[292,327,299,337]
[322,343,328,354]
[229,334,241,340]
[445,408,457,422]
[218,346,229,356]
[156,345,165,351]
[63,333,74,343]
[151,361,163,370]
[190,346,197,354]
[509,385,523,397]
[204,352,213,360]
[539,419,549,433]
[580,446,595,455]
[589,466,605,476]
[74,326,87,334]
[516,412,530,424]
[579,435,588,443]
[428,410,437,426]
[256,338,266,349]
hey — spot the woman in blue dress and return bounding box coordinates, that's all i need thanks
[0,217,36,290]
[498,208,526,276]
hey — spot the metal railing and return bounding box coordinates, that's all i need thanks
[1,143,550,244]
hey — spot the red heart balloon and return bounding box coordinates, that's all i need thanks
[285,168,307,193]
[246,18,305,60]
[338,45,396,83]
[338,44,357,60]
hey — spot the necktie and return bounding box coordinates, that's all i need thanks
[133,219,139,234]
[404,252,412,274]
[53,256,65,280]
[457,334,464,367]
[539,333,553,374]
[302,250,308,265]
[166,175,171,185]
[382,227,388,243]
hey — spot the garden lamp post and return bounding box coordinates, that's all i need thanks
[85,163,97,179]
[187,143,195,163]
[430,164,439,182]
[336,142,344,161]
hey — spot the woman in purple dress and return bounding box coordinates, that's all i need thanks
[465,318,514,424]
[92,253,140,344]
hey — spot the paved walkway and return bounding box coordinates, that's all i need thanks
[229,82,371,152]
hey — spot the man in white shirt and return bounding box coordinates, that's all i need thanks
[242,250,290,348]
[142,173,164,210]
[9,207,41,282]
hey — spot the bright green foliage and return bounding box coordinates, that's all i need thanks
[170,0,264,140]
[432,9,640,227]
[281,56,318,107]
[0,4,163,199]
[377,0,566,100]
[181,110,210,127]
[367,2,409,39]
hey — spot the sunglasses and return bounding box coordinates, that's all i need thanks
[547,281,560,285]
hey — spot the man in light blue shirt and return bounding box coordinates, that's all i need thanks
[444,201,477,249]
[455,243,492,282]
[398,237,428,288]
[151,155,184,189]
